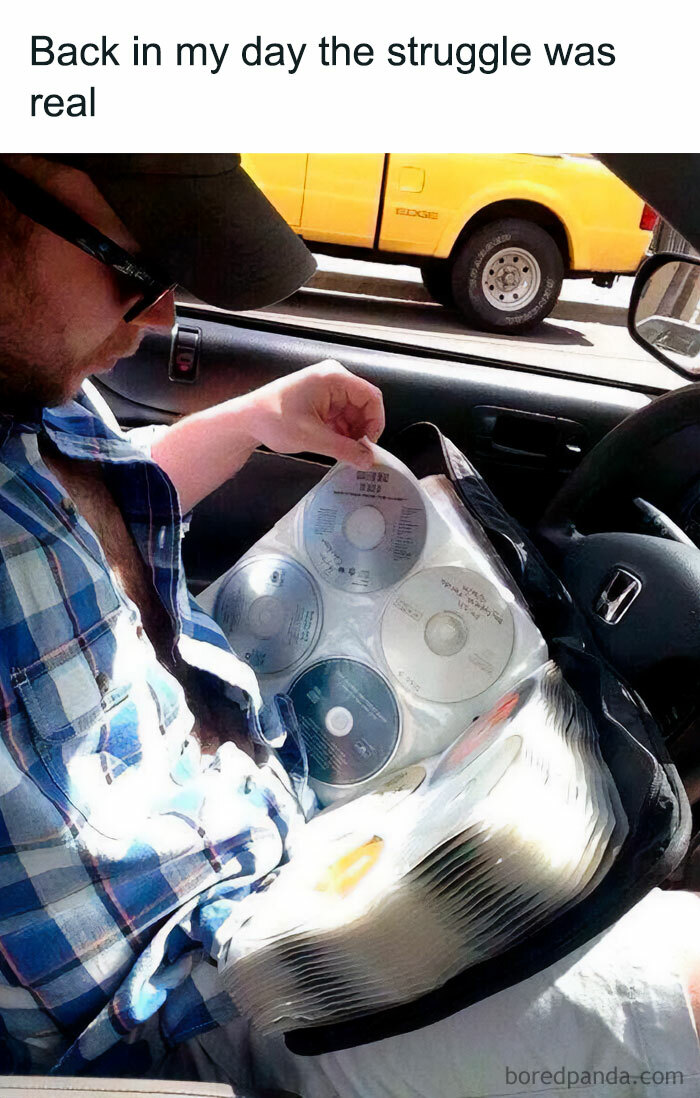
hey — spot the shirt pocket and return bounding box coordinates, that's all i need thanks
[12,610,147,839]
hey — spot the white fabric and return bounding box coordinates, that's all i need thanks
[191,889,700,1098]
[81,378,170,460]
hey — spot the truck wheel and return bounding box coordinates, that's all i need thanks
[420,259,455,308]
[451,219,564,334]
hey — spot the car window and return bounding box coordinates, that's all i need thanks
[179,153,685,392]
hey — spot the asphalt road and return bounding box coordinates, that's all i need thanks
[248,255,681,392]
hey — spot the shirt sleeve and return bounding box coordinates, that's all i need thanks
[122,422,171,461]
[80,379,170,461]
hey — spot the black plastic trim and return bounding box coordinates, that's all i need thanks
[177,301,666,397]
[628,251,700,379]
[372,153,391,251]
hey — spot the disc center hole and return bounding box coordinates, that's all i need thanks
[424,611,469,657]
[325,706,355,737]
[343,505,386,551]
[249,595,285,638]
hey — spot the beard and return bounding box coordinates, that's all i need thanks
[0,233,150,415]
[71,323,147,392]
[0,317,146,414]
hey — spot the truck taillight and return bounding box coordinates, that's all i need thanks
[640,204,658,232]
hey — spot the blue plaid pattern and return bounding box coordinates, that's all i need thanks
[0,384,304,1076]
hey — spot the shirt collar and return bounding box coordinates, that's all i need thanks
[0,392,132,462]
[0,409,42,450]
[0,405,43,433]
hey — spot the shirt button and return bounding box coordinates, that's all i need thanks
[60,496,78,518]
[95,670,111,696]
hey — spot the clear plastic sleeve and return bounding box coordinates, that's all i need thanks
[199,443,548,805]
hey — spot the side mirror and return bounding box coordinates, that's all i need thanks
[630,253,700,378]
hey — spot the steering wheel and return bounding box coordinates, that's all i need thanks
[538,382,700,766]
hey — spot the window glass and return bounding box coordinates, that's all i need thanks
[181,154,687,391]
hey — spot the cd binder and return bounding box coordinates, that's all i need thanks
[218,664,628,1034]
[200,424,689,1055]
[202,443,547,802]
[279,424,689,1055]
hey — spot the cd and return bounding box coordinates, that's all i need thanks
[303,462,427,593]
[431,678,536,782]
[214,555,322,675]
[381,566,515,703]
[288,658,401,787]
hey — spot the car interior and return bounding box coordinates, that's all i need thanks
[6,153,700,1096]
[92,156,700,792]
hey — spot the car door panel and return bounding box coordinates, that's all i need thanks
[181,450,327,593]
[93,306,649,587]
[239,153,307,228]
[300,154,386,246]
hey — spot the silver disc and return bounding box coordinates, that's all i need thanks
[303,463,427,593]
[381,566,515,702]
[214,556,322,675]
[289,658,400,786]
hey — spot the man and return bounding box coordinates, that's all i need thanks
[1,154,699,1098]
[0,153,384,1079]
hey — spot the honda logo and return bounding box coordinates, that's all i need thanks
[594,568,642,625]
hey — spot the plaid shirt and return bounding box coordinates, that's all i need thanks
[0,382,305,1077]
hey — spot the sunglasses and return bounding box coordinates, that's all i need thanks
[0,163,177,323]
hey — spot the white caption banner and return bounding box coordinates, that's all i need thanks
[0,0,693,151]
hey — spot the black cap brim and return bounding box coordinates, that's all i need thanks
[49,154,317,311]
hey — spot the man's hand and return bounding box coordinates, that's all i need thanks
[152,361,386,513]
[240,361,385,470]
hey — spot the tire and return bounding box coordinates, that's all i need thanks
[420,258,455,308]
[450,218,564,334]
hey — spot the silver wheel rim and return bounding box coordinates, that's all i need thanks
[481,247,541,312]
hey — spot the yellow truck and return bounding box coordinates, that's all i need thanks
[241,154,655,334]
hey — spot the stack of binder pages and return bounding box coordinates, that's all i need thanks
[219,662,628,1033]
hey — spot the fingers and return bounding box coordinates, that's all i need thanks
[312,361,385,443]
[313,423,375,470]
[363,414,384,444]
[343,374,385,440]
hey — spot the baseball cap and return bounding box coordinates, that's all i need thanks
[47,154,317,311]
